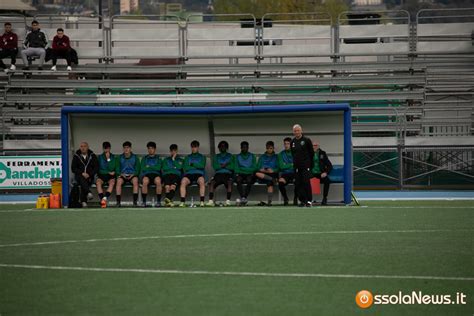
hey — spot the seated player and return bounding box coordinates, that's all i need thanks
[206,140,234,207]
[96,141,117,208]
[278,137,297,206]
[140,141,162,207]
[312,141,333,205]
[234,141,257,206]
[255,141,279,206]
[116,141,141,207]
[179,140,206,207]
[162,144,183,207]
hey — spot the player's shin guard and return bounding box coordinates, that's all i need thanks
[244,184,252,198]
[279,182,288,201]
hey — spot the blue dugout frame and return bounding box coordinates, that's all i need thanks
[61,104,352,206]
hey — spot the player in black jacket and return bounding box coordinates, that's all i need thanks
[71,142,99,207]
[290,124,314,207]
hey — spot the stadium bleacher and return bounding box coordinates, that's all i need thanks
[0,8,472,188]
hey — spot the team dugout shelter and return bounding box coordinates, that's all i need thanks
[61,104,352,206]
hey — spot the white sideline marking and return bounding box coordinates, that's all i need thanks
[0,205,473,213]
[0,229,471,249]
[0,263,472,281]
[358,198,474,201]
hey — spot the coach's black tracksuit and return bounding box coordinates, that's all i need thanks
[71,149,99,203]
[291,134,314,204]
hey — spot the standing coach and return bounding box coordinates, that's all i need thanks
[291,124,314,207]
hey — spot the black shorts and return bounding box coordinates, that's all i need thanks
[97,173,115,183]
[163,174,180,186]
[211,173,232,187]
[183,174,204,184]
[235,174,255,184]
[141,173,161,184]
[119,175,138,185]
[257,172,278,186]
[280,173,295,184]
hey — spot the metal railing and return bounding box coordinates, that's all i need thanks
[415,8,474,55]
[185,13,257,61]
[353,145,474,189]
[109,15,182,60]
[0,8,471,63]
[260,12,332,59]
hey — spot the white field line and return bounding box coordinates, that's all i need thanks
[358,198,474,201]
[0,263,472,281]
[0,229,471,249]
[0,205,473,213]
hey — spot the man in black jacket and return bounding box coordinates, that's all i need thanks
[20,20,47,70]
[312,141,333,205]
[291,124,314,207]
[71,142,99,207]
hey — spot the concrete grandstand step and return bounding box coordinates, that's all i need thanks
[6,125,61,135]
[6,75,427,90]
[4,90,425,105]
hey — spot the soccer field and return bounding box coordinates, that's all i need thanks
[0,201,472,315]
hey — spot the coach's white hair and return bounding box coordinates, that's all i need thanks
[293,124,302,130]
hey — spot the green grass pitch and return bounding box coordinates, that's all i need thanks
[0,201,472,315]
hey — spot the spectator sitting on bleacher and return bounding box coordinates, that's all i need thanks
[116,141,141,207]
[96,141,117,208]
[140,141,162,208]
[50,28,73,71]
[255,141,279,207]
[278,137,296,206]
[179,140,206,208]
[206,140,234,207]
[311,141,333,206]
[0,22,18,72]
[234,141,257,206]
[71,142,99,208]
[21,20,47,70]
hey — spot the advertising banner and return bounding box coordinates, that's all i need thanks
[0,156,61,189]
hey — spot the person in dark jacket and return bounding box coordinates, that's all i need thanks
[71,141,99,207]
[0,22,18,72]
[21,20,47,70]
[50,28,73,71]
[311,141,333,205]
[290,124,314,207]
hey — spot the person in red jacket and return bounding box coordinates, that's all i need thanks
[50,28,72,71]
[0,22,18,72]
